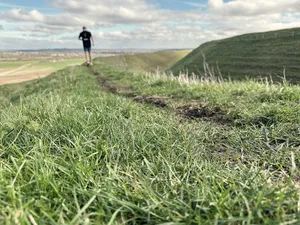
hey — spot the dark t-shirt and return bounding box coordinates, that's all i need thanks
[79,31,92,48]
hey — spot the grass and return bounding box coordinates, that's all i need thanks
[92,61,300,126]
[0,59,83,71]
[34,59,84,70]
[171,27,300,83]
[97,50,191,72]
[0,61,28,69]
[0,51,300,224]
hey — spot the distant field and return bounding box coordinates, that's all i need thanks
[0,59,84,85]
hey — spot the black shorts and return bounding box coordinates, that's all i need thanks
[84,47,91,52]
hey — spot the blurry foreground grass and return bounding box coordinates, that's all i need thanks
[0,54,299,224]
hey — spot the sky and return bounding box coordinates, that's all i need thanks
[1,0,300,50]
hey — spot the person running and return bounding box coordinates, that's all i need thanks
[78,26,94,65]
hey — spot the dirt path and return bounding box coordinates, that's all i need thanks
[91,69,232,124]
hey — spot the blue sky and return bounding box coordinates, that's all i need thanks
[0,0,207,11]
[1,0,300,50]
[153,0,206,10]
[0,1,53,13]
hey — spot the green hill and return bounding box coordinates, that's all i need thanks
[171,27,300,83]
[97,50,191,72]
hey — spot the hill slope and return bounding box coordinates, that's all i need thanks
[171,27,300,83]
[97,50,191,72]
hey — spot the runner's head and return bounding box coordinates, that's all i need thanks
[83,26,86,31]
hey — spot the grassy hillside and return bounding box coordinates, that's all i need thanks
[98,50,191,72]
[171,27,300,83]
[0,52,300,224]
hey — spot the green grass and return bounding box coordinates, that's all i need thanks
[34,59,84,70]
[93,63,300,126]
[0,59,83,70]
[171,27,300,83]
[0,51,300,224]
[0,61,29,69]
[97,50,191,72]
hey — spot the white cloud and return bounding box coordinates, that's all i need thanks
[1,0,300,49]
[208,0,223,9]
[0,36,74,50]
[91,23,227,49]
[0,25,3,30]
[1,8,45,22]
[16,24,76,33]
[50,0,161,24]
[0,0,203,26]
[207,0,300,16]
[0,2,53,10]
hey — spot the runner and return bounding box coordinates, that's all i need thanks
[78,26,94,66]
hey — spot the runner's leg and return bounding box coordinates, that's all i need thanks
[88,51,92,65]
[84,51,89,63]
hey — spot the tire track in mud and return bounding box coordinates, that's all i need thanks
[91,70,232,125]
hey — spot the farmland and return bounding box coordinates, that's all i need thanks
[0,50,299,224]
[0,59,83,85]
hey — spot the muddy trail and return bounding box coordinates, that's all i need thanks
[92,70,232,125]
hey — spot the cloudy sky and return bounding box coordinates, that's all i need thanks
[1,0,300,50]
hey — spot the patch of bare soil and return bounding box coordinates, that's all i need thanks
[93,71,167,108]
[93,72,118,94]
[177,103,231,124]
[134,96,168,108]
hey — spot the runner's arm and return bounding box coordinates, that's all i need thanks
[78,33,82,40]
[91,35,94,46]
